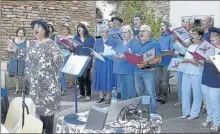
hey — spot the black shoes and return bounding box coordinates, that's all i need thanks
[96,98,105,103]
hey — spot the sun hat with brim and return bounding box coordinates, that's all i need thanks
[111,16,123,23]
[31,19,49,32]
[77,21,89,29]
[209,26,220,34]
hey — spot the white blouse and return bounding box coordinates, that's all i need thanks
[183,44,203,76]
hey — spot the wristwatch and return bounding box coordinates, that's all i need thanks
[146,62,150,66]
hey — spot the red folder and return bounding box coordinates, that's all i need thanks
[125,51,143,65]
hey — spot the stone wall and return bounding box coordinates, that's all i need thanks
[146,1,170,21]
[1,1,96,61]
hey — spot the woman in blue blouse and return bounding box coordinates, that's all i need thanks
[7,28,30,94]
[113,25,141,100]
[74,21,95,101]
[93,26,117,104]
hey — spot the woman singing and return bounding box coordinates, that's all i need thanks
[24,19,63,133]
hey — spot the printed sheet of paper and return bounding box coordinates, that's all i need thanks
[210,55,220,72]
[60,38,82,48]
[83,47,105,62]
[194,40,215,60]
[62,54,91,77]
[168,58,187,72]
[102,44,116,56]
[61,49,71,57]
[172,27,191,43]
[143,48,156,62]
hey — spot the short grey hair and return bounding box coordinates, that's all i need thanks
[121,25,134,38]
[100,25,109,33]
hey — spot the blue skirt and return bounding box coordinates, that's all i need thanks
[8,58,25,77]
[93,57,117,91]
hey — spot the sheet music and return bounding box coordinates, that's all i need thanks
[210,55,220,72]
[172,27,191,43]
[194,40,215,60]
[9,41,17,52]
[143,48,156,62]
[61,49,71,57]
[62,54,91,76]
[83,47,105,62]
[103,44,116,56]
[168,58,187,72]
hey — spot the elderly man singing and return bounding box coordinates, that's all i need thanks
[133,25,162,114]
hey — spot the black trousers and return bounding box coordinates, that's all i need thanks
[39,115,54,134]
[78,68,91,96]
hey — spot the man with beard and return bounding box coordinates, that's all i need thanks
[156,21,174,104]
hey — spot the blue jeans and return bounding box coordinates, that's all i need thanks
[134,68,157,114]
[202,85,220,126]
[60,56,69,92]
[118,74,136,100]
[177,72,183,101]
[182,74,202,117]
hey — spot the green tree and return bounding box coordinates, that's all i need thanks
[120,1,162,40]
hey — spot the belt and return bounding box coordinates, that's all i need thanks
[178,53,185,57]
[140,66,152,70]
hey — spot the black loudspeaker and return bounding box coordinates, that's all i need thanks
[141,96,151,120]
[85,106,108,130]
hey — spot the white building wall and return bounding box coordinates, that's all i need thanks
[170,1,220,28]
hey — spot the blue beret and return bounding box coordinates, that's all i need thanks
[31,19,49,33]
[208,26,220,34]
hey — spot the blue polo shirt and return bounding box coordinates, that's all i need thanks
[202,61,220,88]
[158,33,174,66]
[133,37,162,68]
[202,32,211,42]
[201,32,218,87]
[113,39,141,74]
[74,34,95,56]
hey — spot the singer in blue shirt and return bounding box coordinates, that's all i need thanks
[133,25,162,114]
[156,21,174,104]
[93,27,117,104]
[74,21,95,101]
[113,25,141,100]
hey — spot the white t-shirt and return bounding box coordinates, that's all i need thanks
[183,44,203,76]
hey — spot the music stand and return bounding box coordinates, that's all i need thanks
[61,54,91,114]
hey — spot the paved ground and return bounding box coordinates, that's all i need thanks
[6,74,217,133]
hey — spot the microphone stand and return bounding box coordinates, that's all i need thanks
[21,78,29,128]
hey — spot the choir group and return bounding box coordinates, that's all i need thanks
[6,14,220,133]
